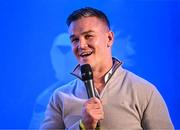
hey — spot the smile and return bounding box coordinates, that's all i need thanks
[80,51,93,57]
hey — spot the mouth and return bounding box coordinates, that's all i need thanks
[80,51,93,58]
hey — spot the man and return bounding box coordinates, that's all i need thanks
[40,7,174,129]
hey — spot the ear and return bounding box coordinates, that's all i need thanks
[107,31,114,47]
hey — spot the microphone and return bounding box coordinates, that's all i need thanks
[80,64,96,98]
[80,64,101,130]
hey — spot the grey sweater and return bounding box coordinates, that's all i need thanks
[40,58,173,129]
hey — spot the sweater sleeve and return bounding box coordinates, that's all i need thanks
[141,87,174,129]
[40,92,65,130]
[40,90,81,130]
[67,120,81,130]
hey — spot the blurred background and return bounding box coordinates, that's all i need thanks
[0,0,179,129]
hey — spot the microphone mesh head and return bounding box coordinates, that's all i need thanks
[80,64,93,81]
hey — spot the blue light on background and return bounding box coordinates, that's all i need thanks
[0,0,179,129]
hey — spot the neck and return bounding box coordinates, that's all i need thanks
[92,60,113,93]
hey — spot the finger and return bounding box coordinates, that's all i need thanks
[85,97,101,104]
[91,97,101,104]
[88,106,104,115]
[89,110,104,120]
[85,104,104,117]
[84,98,102,107]
[86,103,101,109]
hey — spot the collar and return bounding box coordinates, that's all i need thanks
[104,68,112,83]
[71,57,123,81]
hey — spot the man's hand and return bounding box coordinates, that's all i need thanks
[81,97,104,129]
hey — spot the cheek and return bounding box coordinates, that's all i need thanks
[95,39,107,50]
[72,46,78,56]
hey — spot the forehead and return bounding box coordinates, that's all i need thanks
[68,17,108,35]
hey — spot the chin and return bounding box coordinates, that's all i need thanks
[79,57,95,66]
[79,61,91,66]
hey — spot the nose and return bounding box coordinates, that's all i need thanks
[78,38,88,49]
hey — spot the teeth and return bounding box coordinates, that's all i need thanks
[80,51,92,57]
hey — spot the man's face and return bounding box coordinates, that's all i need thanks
[68,16,113,69]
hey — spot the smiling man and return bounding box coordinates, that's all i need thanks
[40,7,173,130]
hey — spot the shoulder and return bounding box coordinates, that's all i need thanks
[115,67,161,102]
[55,79,78,92]
[119,68,166,110]
[123,68,157,92]
[123,68,163,104]
[53,79,79,97]
[50,79,86,102]
[47,79,78,106]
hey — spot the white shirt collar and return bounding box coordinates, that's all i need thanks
[104,68,113,83]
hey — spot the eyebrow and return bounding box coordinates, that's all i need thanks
[70,30,95,39]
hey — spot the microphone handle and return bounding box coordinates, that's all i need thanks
[96,121,101,130]
[84,79,96,98]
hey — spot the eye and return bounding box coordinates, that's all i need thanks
[85,34,93,39]
[71,38,79,44]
